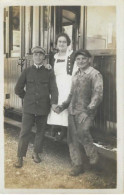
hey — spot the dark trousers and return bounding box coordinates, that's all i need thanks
[67,114,98,166]
[17,113,47,157]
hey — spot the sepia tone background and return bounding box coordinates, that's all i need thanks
[0,0,124,193]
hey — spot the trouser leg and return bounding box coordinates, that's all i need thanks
[60,126,67,136]
[55,126,67,140]
[77,116,98,164]
[33,115,47,153]
[51,125,59,137]
[51,125,56,137]
[17,113,35,157]
[68,115,84,166]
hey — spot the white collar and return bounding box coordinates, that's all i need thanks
[34,63,43,69]
[54,49,73,59]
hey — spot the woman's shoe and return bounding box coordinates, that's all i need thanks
[55,130,66,141]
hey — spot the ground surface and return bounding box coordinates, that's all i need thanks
[4,126,116,189]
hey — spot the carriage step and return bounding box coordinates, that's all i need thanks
[94,143,116,161]
[4,117,22,128]
[4,117,36,133]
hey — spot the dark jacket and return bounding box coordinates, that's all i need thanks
[15,65,58,115]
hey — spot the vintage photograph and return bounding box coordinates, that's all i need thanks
[1,0,124,193]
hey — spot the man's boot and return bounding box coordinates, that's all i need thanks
[32,152,41,163]
[69,165,84,176]
[14,157,23,168]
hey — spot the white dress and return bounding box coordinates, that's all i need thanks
[47,50,77,126]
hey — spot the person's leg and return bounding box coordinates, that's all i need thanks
[76,116,98,165]
[79,144,91,171]
[55,126,67,141]
[17,113,35,157]
[33,115,47,163]
[14,113,35,168]
[51,125,62,140]
[67,115,84,176]
[51,125,58,137]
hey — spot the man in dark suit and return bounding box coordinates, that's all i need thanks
[14,46,58,168]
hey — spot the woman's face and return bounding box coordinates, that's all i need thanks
[76,54,90,70]
[57,36,68,52]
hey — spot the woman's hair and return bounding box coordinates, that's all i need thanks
[55,33,71,46]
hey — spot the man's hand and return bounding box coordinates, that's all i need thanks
[78,112,88,123]
[87,105,95,114]
[44,64,52,70]
[51,104,58,112]
[54,105,63,114]
[51,104,64,114]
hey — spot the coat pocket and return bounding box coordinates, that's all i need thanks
[26,79,35,93]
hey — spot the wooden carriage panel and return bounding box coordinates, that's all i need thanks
[4,58,22,111]
[93,55,116,134]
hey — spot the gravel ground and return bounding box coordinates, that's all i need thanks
[4,126,116,189]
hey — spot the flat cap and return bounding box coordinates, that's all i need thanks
[31,46,46,55]
[74,49,91,59]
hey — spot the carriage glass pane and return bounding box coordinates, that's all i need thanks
[62,9,76,50]
[10,6,21,57]
[86,6,116,50]
[43,6,49,52]
[4,8,6,54]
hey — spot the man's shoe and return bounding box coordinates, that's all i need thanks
[32,153,41,163]
[14,157,23,168]
[69,165,84,176]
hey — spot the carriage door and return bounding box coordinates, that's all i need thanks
[4,6,25,112]
[84,6,116,135]
[55,6,80,51]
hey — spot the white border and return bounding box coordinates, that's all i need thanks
[0,3,4,195]
[0,0,124,194]
[116,0,124,193]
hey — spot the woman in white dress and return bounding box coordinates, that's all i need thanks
[47,33,77,140]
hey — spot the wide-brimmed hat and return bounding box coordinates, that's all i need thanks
[31,46,46,55]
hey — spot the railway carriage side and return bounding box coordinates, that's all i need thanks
[4,6,116,158]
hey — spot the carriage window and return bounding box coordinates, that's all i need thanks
[86,6,116,50]
[9,6,21,57]
[4,8,6,54]
[62,9,76,50]
[42,6,50,52]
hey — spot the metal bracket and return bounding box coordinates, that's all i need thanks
[17,57,26,70]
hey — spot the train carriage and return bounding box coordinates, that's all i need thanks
[4,6,117,159]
